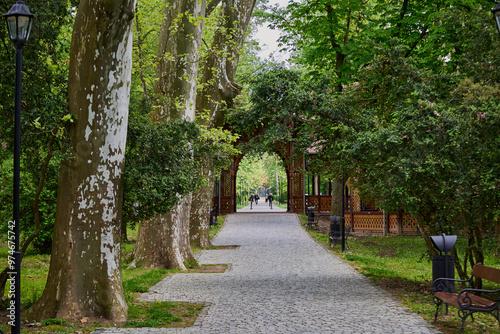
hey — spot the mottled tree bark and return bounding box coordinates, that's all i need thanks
[30,0,136,321]
[133,0,205,270]
[330,178,343,217]
[153,0,205,122]
[190,157,215,247]
[190,0,256,247]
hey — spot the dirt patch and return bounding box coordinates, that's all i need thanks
[215,245,239,250]
[361,241,379,247]
[377,248,397,258]
[187,264,228,273]
[375,277,432,296]
[205,245,239,250]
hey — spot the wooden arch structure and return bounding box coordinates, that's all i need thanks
[212,128,419,235]
[214,141,309,215]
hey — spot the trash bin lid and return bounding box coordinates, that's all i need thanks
[330,216,342,224]
[431,233,457,253]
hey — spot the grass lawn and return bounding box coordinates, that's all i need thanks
[0,216,226,333]
[298,214,500,334]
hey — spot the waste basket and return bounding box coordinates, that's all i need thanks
[329,216,341,235]
[431,233,457,292]
[209,209,218,227]
[307,207,315,224]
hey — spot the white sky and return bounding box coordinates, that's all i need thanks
[254,0,291,61]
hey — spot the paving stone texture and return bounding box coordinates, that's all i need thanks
[95,213,441,334]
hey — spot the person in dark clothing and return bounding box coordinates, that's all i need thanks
[249,194,254,209]
[255,194,260,205]
[268,193,274,209]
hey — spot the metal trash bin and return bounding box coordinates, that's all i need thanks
[209,209,218,228]
[307,207,315,224]
[330,216,341,234]
[431,233,457,292]
[329,216,341,247]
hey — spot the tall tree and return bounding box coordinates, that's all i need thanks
[30,0,136,321]
[132,0,206,269]
[190,0,257,248]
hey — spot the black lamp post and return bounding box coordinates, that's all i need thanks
[492,2,500,36]
[341,177,346,252]
[4,2,34,334]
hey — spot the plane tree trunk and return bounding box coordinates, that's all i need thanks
[30,0,136,321]
[132,0,206,270]
[190,0,257,247]
[190,157,215,247]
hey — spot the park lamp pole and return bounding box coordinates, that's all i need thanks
[341,177,346,253]
[492,2,500,36]
[4,1,34,334]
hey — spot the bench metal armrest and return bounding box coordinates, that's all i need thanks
[433,277,472,292]
[458,287,500,298]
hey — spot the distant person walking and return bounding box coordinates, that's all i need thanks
[255,194,260,205]
[249,194,255,209]
[268,193,274,209]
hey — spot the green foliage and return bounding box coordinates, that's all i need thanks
[183,258,198,269]
[268,0,371,80]
[123,115,202,224]
[195,125,239,175]
[229,64,334,160]
[0,0,75,254]
[302,40,500,272]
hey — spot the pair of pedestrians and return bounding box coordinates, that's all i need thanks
[249,194,260,209]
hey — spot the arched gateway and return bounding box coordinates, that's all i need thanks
[214,141,317,215]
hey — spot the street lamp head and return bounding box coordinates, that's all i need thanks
[4,1,34,48]
[492,2,500,36]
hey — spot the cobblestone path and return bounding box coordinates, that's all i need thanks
[96,213,441,334]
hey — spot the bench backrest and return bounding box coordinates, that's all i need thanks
[471,264,500,284]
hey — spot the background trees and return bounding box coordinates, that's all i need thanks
[247,0,500,274]
[292,9,499,275]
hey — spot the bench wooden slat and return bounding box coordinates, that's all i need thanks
[435,292,497,310]
[471,264,500,284]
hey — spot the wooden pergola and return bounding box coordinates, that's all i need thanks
[212,143,419,235]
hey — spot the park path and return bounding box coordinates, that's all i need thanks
[96,213,441,334]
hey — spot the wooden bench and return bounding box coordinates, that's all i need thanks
[433,263,500,331]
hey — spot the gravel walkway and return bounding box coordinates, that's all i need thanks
[95,213,441,334]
